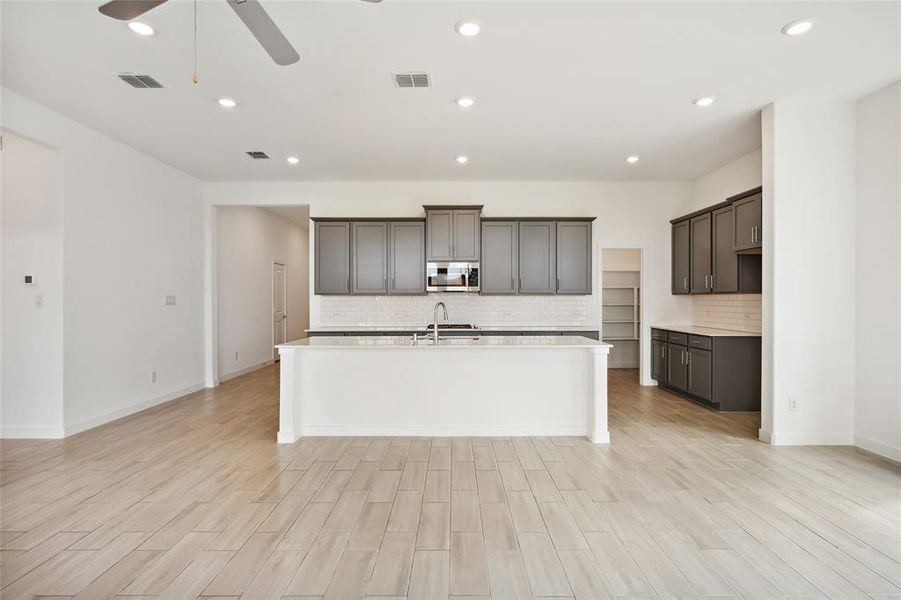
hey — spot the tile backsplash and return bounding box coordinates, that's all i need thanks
[318,293,595,328]
[692,294,762,333]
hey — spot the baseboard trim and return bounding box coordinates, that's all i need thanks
[758,428,772,443]
[219,360,274,383]
[63,382,206,438]
[854,435,901,462]
[768,431,855,446]
[296,423,589,438]
[0,425,66,439]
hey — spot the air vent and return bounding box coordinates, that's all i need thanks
[393,72,430,88]
[117,73,163,88]
[246,151,270,160]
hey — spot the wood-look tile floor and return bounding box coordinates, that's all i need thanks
[1,367,899,599]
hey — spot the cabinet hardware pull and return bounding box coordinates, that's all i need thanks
[556,277,560,291]
[683,276,688,291]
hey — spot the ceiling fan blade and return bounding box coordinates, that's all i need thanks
[98,0,168,21]
[226,0,300,66]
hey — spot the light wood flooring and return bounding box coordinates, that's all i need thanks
[1,367,899,599]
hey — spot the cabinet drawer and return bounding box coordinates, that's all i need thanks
[668,331,688,345]
[688,335,712,350]
[651,329,668,341]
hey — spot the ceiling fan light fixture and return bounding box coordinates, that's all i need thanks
[217,97,237,109]
[127,21,154,36]
[455,20,481,37]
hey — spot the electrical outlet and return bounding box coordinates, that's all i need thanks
[151,370,158,383]
[234,351,239,361]
[788,396,799,412]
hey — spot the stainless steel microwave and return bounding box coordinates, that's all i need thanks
[426,262,480,292]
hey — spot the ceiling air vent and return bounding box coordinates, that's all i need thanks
[246,151,270,160]
[393,72,430,88]
[117,73,163,88]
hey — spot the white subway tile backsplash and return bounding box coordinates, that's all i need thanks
[692,294,762,333]
[318,293,595,328]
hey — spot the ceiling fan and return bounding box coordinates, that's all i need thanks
[98,0,381,66]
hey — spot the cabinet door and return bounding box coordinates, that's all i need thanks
[688,348,712,401]
[518,221,556,294]
[351,222,388,294]
[651,340,668,383]
[671,220,690,294]
[733,193,762,251]
[556,222,592,294]
[426,210,454,261]
[314,222,350,294]
[480,221,518,294]
[667,343,688,391]
[452,209,480,261]
[389,221,425,294]
[690,213,712,294]
[712,207,738,293]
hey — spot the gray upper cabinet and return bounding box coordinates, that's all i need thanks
[351,222,388,294]
[314,221,351,294]
[672,220,690,294]
[518,221,556,294]
[712,206,738,293]
[452,210,480,261]
[388,221,425,294]
[426,210,454,261]
[480,221,518,294]
[426,208,480,261]
[556,222,592,294]
[690,213,712,294]
[733,192,762,251]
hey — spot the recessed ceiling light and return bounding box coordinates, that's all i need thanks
[286,156,300,165]
[127,21,154,36]
[455,96,476,108]
[626,155,639,164]
[217,97,237,109]
[693,96,716,107]
[781,19,813,36]
[455,20,481,37]
[456,155,469,164]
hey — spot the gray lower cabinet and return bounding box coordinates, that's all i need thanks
[388,221,425,294]
[672,220,690,294]
[314,221,351,294]
[556,222,591,294]
[667,343,688,391]
[651,339,668,383]
[687,348,712,401]
[518,221,556,294]
[690,213,712,294]
[480,221,518,294]
[351,222,388,294]
[651,327,761,411]
[733,192,762,251]
[426,208,480,261]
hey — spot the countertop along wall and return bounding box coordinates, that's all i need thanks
[203,181,694,385]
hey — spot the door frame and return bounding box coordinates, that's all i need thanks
[598,247,646,383]
[272,260,287,361]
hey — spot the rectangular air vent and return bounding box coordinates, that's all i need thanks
[246,151,270,159]
[393,72,430,88]
[117,73,163,88]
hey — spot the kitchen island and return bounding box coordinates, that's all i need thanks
[276,335,612,443]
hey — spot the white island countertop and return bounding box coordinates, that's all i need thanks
[305,325,598,333]
[651,324,761,337]
[280,335,611,350]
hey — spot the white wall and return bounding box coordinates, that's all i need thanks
[217,206,309,380]
[1,88,205,436]
[854,81,901,460]
[203,181,694,385]
[763,97,857,445]
[685,149,762,214]
[1,133,65,437]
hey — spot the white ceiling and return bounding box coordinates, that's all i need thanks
[2,1,898,182]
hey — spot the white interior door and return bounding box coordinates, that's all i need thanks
[273,262,287,359]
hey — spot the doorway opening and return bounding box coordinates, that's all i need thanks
[601,249,641,369]
[272,262,287,360]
